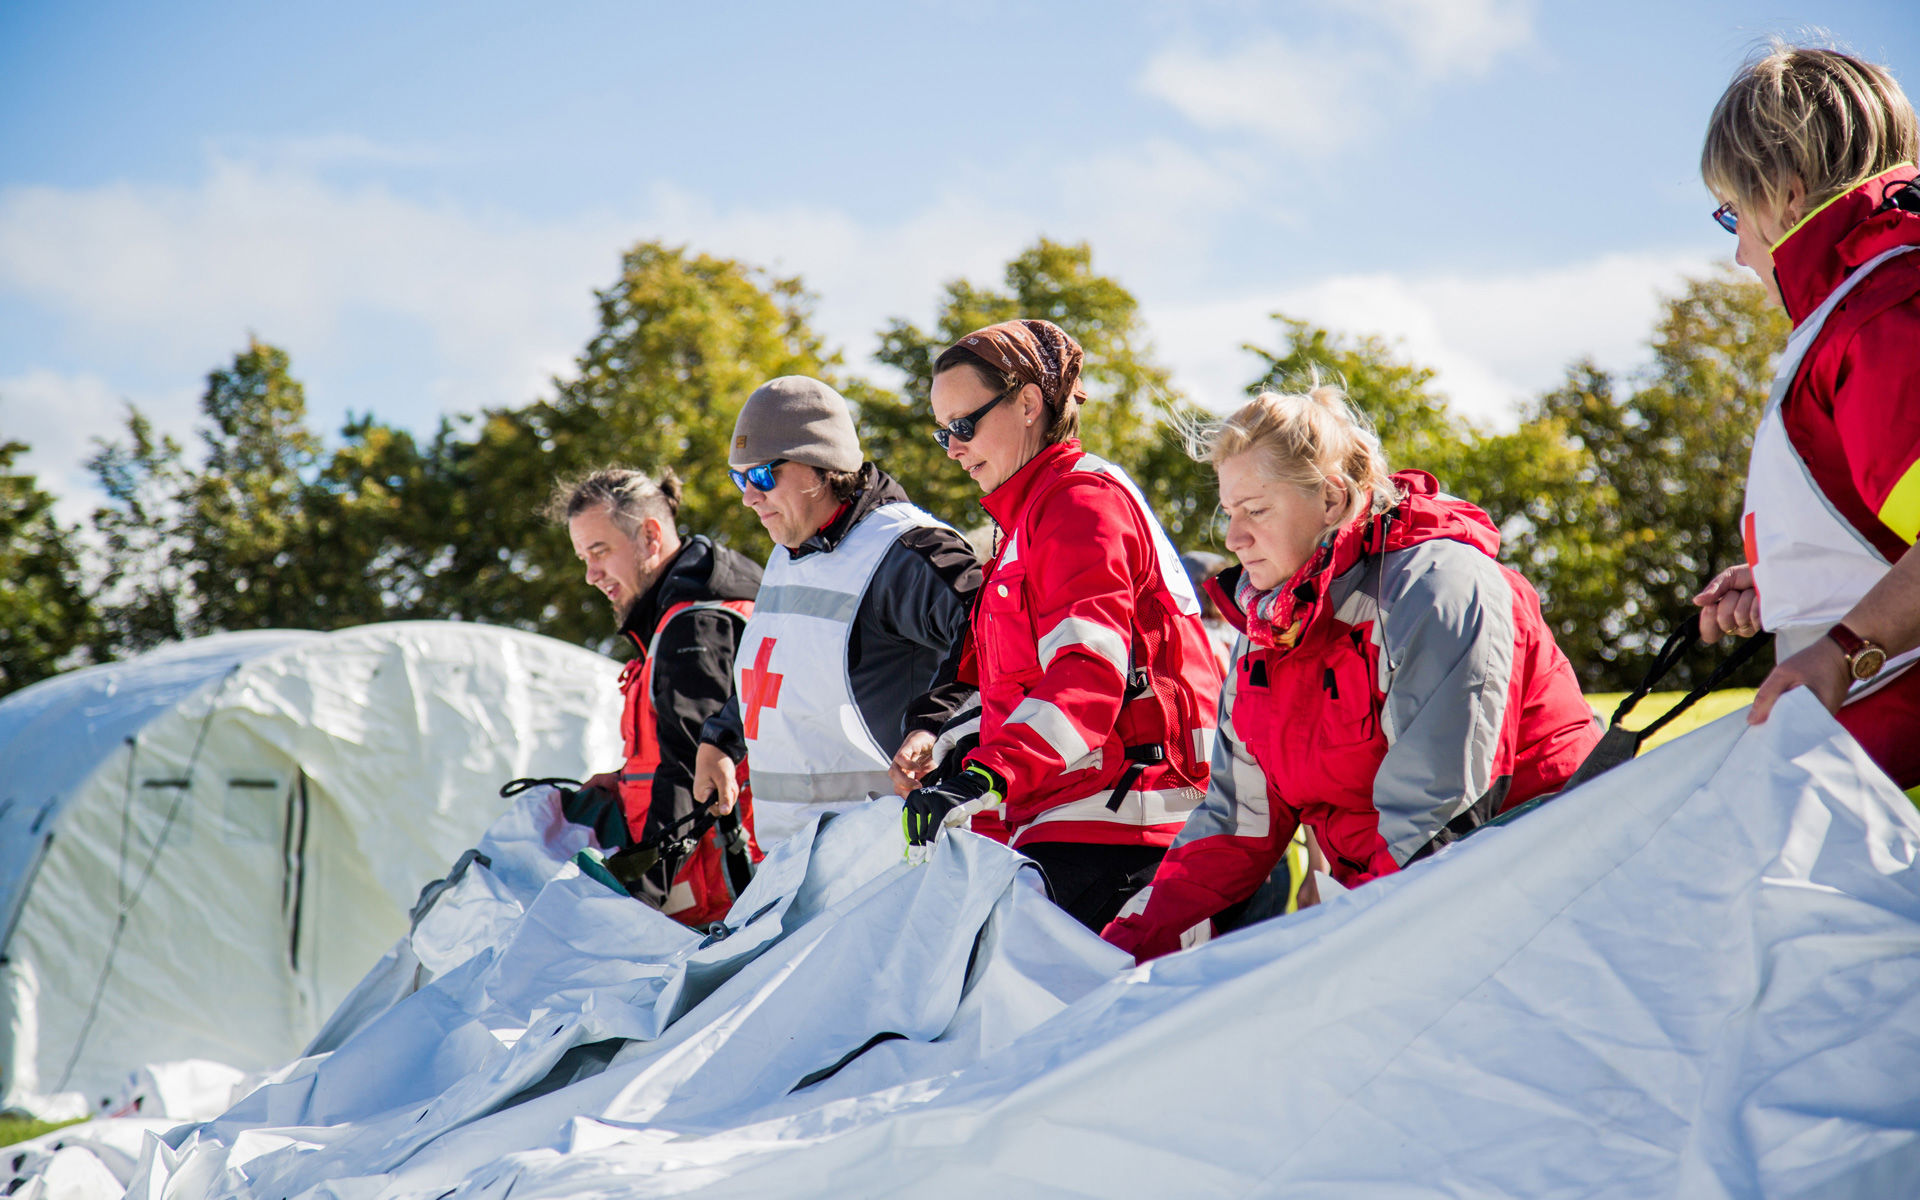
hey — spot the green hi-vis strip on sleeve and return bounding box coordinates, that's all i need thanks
[1877,458,1920,544]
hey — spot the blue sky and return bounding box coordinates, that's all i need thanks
[4,1,1917,520]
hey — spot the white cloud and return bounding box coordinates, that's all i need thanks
[1337,0,1536,78]
[1138,36,1380,152]
[1138,0,1536,149]
[0,370,185,529]
[1146,249,1722,428]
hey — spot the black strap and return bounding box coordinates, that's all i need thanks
[1607,617,1773,742]
[716,809,756,895]
[1104,743,1167,812]
[1562,611,1773,792]
[499,776,583,798]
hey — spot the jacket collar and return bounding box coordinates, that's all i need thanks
[978,439,1082,534]
[1218,470,1499,651]
[1773,164,1920,324]
[619,534,761,651]
[787,462,911,561]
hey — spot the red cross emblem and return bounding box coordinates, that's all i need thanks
[740,637,784,740]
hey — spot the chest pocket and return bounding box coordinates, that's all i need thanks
[979,567,1041,683]
[1311,627,1381,750]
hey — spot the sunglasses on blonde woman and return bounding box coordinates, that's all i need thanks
[1711,201,1738,234]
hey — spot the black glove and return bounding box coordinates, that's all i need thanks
[903,764,1003,846]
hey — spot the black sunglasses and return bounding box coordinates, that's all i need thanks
[933,384,1021,449]
[729,458,787,493]
[1711,201,1738,235]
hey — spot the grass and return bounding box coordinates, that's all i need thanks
[0,1114,86,1148]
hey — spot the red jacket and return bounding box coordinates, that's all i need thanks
[1767,164,1920,557]
[963,441,1225,848]
[1103,472,1599,961]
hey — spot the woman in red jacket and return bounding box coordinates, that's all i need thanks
[1102,383,1600,963]
[895,319,1225,931]
[1690,45,1920,785]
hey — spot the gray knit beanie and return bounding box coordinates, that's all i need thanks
[729,376,863,472]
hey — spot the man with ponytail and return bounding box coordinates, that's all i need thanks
[546,466,765,927]
[1102,383,1599,963]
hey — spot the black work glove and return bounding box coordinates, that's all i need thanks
[903,764,1004,846]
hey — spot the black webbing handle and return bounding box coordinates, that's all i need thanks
[1610,614,1773,741]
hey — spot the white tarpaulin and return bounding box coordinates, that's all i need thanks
[11,690,1920,1199]
[0,622,621,1114]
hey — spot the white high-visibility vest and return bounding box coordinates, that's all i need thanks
[1742,244,1920,687]
[738,501,949,825]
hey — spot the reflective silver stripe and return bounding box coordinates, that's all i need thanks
[1191,725,1216,765]
[1037,617,1130,679]
[753,585,861,623]
[1015,784,1204,838]
[1005,696,1090,766]
[748,768,896,804]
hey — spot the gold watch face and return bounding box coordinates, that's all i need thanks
[1852,646,1888,681]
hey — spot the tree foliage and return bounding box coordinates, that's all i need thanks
[41,240,1785,698]
[857,239,1209,540]
[417,242,833,649]
[0,442,96,697]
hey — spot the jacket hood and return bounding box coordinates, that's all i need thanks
[1211,470,1501,642]
[622,534,763,650]
[1773,164,1920,324]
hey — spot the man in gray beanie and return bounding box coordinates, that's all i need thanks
[694,376,982,841]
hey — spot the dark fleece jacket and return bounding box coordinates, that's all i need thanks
[620,534,762,842]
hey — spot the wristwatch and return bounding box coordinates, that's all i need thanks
[1825,622,1888,681]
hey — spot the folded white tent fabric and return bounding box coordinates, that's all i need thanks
[0,622,621,1115]
[14,690,1920,1199]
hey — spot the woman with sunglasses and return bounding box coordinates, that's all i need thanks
[1690,44,1920,786]
[897,319,1224,932]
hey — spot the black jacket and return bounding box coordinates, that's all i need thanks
[621,535,763,842]
[699,463,982,762]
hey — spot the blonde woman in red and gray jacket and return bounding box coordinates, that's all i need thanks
[895,319,1225,931]
[1102,383,1600,963]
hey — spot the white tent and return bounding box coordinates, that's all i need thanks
[14,691,1919,1199]
[0,621,621,1114]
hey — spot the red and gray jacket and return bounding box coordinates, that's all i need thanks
[616,536,764,927]
[1103,472,1600,961]
[962,440,1225,848]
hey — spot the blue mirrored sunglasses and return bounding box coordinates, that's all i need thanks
[1711,202,1738,235]
[729,458,787,493]
[932,384,1020,449]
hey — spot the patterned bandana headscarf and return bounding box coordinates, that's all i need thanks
[954,319,1088,414]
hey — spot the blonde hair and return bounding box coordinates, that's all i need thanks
[1191,379,1401,528]
[1702,43,1918,224]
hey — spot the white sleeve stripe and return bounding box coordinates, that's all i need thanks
[1037,617,1130,678]
[1005,696,1092,766]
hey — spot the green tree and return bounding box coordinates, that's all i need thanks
[0,442,97,696]
[181,338,325,632]
[858,238,1210,542]
[1524,269,1788,687]
[88,339,444,652]
[419,242,833,650]
[89,406,194,652]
